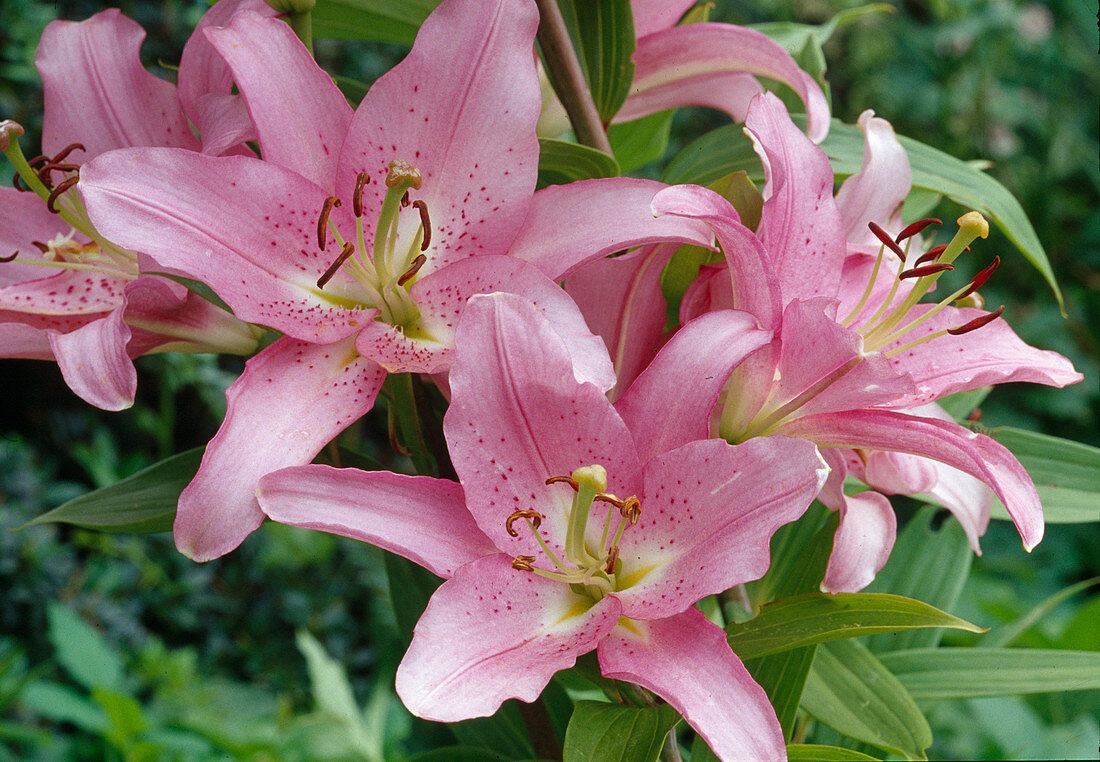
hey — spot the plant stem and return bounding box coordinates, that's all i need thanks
[387,373,437,477]
[533,0,613,154]
[287,11,313,55]
[517,697,561,761]
[659,726,683,762]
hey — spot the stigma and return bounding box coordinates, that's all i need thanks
[507,464,641,601]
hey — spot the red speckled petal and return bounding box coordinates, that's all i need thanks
[0,186,75,286]
[746,93,845,304]
[258,465,495,579]
[444,293,639,561]
[48,306,136,411]
[397,553,621,721]
[36,9,199,157]
[79,148,377,343]
[508,178,713,281]
[206,11,352,191]
[613,437,826,621]
[598,608,785,762]
[0,269,126,318]
[625,23,830,143]
[336,0,541,276]
[174,335,385,561]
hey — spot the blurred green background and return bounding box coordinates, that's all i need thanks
[0,0,1095,759]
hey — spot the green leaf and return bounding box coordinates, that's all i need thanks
[878,648,1100,700]
[983,577,1100,648]
[985,427,1100,524]
[786,744,882,761]
[608,111,674,173]
[726,593,983,660]
[312,0,440,44]
[92,688,147,750]
[556,0,636,122]
[562,701,680,762]
[663,118,1060,306]
[538,138,620,188]
[863,506,971,653]
[383,553,441,640]
[935,386,993,422]
[46,602,125,693]
[451,701,535,760]
[802,640,932,760]
[407,748,509,762]
[19,681,108,733]
[21,448,203,534]
[753,5,894,54]
[296,631,374,756]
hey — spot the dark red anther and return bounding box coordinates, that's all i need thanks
[397,254,427,286]
[37,161,80,185]
[506,509,543,537]
[914,244,949,265]
[512,554,536,571]
[546,475,579,491]
[400,191,410,208]
[11,173,27,192]
[899,262,954,280]
[31,240,48,252]
[26,154,48,169]
[411,199,431,251]
[868,221,906,259]
[316,241,355,289]
[46,176,79,213]
[946,305,1005,335]
[316,196,341,249]
[603,545,620,573]
[50,143,85,164]
[954,256,1000,302]
[0,251,18,263]
[352,172,370,217]
[895,218,941,243]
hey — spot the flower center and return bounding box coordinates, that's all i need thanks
[506,464,641,602]
[1,119,137,280]
[313,159,433,331]
[723,212,1004,442]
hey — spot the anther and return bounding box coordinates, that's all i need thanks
[400,191,410,208]
[50,143,85,164]
[46,176,79,213]
[914,244,949,266]
[868,222,906,259]
[895,218,941,243]
[546,475,579,491]
[603,546,620,574]
[0,251,18,263]
[27,154,49,169]
[317,197,342,249]
[352,172,370,217]
[412,200,431,251]
[11,173,27,192]
[946,305,1004,335]
[595,493,641,523]
[506,510,543,537]
[512,555,536,571]
[397,254,426,286]
[954,257,1000,302]
[316,242,355,289]
[31,240,48,253]
[899,262,954,280]
[37,161,80,185]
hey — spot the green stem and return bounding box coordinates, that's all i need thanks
[659,727,683,762]
[386,373,437,477]
[287,10,313,54]
[516,697,561,761]
[533,0,612,154]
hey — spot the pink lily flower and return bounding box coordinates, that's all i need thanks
[632,92,1081,592]
[78,0,712,561]
[258,292,827,761]
[0,1,272,410]
[539,0,830,143]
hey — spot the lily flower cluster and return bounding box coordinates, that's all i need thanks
[1,0,1080,758]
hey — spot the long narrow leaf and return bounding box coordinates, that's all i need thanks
[987,427,1100,524]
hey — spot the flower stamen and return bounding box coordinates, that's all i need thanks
[895,217,941,243]
[317,196,342,249]
[317,242,356,289]
[412,199,431,251]
[46,175,79,213]
[505,509,543,537]
[352,172,370,217]
[397,254,427,286]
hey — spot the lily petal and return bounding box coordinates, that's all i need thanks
[508,178,714,281]
[444,293,639,559]
[820,489,896,594]
[616,309,771,463]
[335,0,541,277]
[258,465,495,578]
[834,110,911,250]
[614,437,826,620]
[598,607,786,762]
[206,10,352,190]
[778,409,1044,550]
[745,92,845,303]
[175,336,385,561]
[632,0,697,38]
[625,23,830,143]
[36,9,199,156]
[397,553,621,721]
[79,148,377,343]
[48,306,135,410]
[0,322,54,358]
